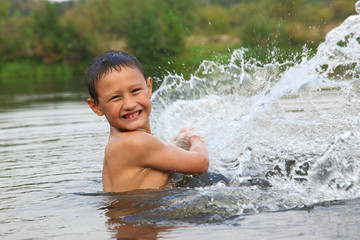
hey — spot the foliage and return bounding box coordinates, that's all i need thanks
[0,61,72,83]
[30,1,63,63]
[0,0,9,21]
[0,0,357,82]
[127,7,163,63]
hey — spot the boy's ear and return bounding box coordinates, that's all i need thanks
[87,98,104,116]
[146,77,153,98]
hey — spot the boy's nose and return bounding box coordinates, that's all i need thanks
[123,97,137,110]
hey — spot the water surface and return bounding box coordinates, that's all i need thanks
[0,97,359,239]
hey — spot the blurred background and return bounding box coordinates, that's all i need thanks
[0,0,356,94]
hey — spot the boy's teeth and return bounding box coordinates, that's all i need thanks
[125,111,140,119]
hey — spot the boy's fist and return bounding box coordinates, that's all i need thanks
[174,127,204,150]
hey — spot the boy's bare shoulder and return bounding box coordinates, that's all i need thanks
[104,127,209,175]
[110,130,157,146]
[106,130,162,158]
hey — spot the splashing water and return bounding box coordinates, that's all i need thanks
[146,2,360,220]
[356,1,360,14]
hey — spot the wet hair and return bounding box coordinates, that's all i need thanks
[85,50,147,103]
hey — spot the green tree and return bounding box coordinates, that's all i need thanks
[28,0,96,64]
[0,0,9,21]
[240,13,282,45]
[127,0,190,61]
[263,0,307,21]
[198,4,231,34]
[127,7,162,63]
[59,22,94,64]
[161,12,186,55]
[0,15,30,62]
[230,2,259,29]
[30,1,63,63]
[161,0,199,34]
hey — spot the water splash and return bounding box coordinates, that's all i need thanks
[356,0,360,14]
[146,2,360,221]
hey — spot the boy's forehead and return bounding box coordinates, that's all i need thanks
[97,67,146,84]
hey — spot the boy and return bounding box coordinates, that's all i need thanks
[85,50,209,192]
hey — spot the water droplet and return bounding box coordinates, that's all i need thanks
[356,1,360,14]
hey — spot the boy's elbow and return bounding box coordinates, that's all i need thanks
[202,161,209,173]
[198,154,209,173]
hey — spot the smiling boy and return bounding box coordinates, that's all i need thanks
[85,50,209,192]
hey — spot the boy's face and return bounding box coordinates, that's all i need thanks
[88,67,153,133]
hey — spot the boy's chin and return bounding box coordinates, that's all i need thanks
[115,126,147,132]
[111,119,150,133]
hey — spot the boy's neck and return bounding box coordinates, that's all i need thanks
[110,126,152,135]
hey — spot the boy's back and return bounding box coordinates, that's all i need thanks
[103,127,208,192]
[102,130,169,192]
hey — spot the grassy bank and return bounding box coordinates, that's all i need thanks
[0,44,317,94]
[0,60,87,95]
[0,61,74,83]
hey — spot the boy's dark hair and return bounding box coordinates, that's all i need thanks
[85,50,147,103]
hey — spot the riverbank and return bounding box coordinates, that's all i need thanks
[0,43,316,95]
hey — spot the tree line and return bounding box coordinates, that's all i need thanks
[0,0,356,75]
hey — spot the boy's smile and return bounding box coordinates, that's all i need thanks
[122,110,142,120]
[88,67,153,133]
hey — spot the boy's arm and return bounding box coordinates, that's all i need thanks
[129,130,209,174]
[187,135,208,162]
[174,127,208,163]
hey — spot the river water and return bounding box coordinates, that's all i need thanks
[1,4,360,240]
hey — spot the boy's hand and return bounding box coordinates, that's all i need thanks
[174,127,204,150]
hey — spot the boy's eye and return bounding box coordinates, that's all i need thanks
[132,88,141,93]
[110,95,121,101]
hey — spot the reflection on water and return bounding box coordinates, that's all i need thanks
[159,198,360,240]
[0,98,107,239]
[98,190,177,239]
